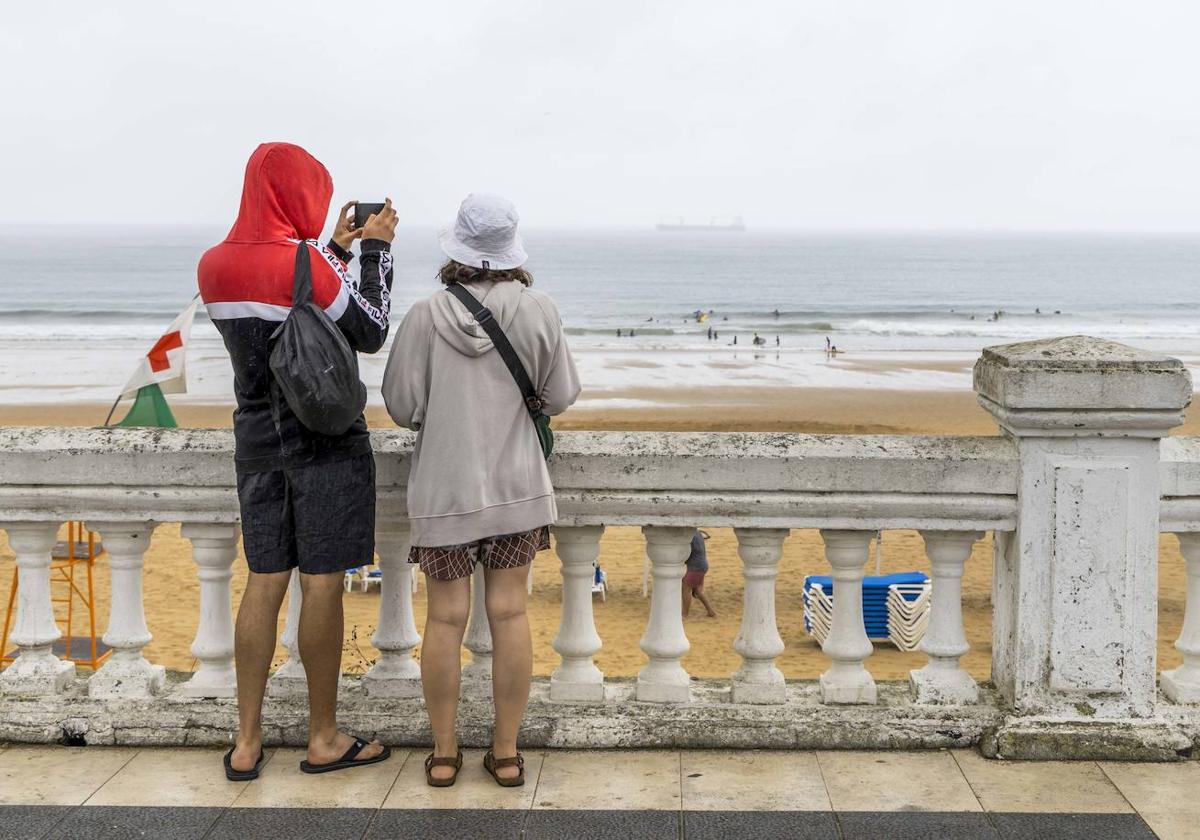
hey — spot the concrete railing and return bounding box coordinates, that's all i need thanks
[2,335,1200,760]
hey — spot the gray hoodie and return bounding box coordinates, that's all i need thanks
[382,280,581,547]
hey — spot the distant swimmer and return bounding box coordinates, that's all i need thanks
[752,333,766,347]
[825,336,831,350]
[773,309,780,318]
[775,335,780,347]
[732,335,738,345]
[630,329,637,338]
[616,328,622,338]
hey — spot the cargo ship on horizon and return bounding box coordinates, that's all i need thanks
[656,215,746,232]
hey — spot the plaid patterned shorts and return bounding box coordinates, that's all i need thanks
[409,526,550,581]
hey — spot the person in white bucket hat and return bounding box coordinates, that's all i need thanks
[383,193,580,788]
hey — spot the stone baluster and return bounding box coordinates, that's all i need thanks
[461,562,492,698]
[818,529,876,704]
[87,522,164,699]
[637,526,693,702]
[551,525,605,701]
[910,530,982,704]
[731,528,788,704]
[1163,533,1200,703]
[266,569,306,697]
[180,523,239,698]
[363,524,422,698]
[0,522,75,695]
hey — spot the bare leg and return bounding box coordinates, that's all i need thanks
[298,571,383,765]
[681,584,694,618]
[421,574,471,781]
[485,564,533,780]
[231,570,291,772]
[695,585,717,617]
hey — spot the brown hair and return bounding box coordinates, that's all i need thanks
[438,259,534,287]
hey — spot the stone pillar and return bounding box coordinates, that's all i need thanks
[731,528,788,704]
[266,569,306,698]
[1163,533,1200,703]
[363,524,422,698]
[180,523,239,698]
[87,522,164,699]
[975,336,1192,758]
[818,529,876,704]
[551,525,605,702]
[461,562,492,699]
[637,526,693,702]
[0,522,75,695]
[910,530,981,704]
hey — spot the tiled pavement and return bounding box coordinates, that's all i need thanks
[0,743,1195,839]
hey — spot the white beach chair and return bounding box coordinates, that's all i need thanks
[592,563,608,602]
[886,581,932,652]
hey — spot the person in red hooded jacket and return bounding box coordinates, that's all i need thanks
[198,143,396,779]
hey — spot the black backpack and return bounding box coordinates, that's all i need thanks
[268,241,367,436]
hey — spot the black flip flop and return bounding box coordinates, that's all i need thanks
[299,737,391,774]
[224,747,266,782]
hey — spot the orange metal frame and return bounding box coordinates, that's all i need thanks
[1,522,110,670]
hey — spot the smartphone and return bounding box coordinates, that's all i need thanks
[354,202,386,230]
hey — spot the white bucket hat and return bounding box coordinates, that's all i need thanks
[438,192,528,270]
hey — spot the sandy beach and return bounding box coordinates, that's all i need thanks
[0,388,1191,681]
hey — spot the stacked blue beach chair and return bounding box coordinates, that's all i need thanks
[803,571,930,651]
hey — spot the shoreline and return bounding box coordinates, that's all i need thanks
[5,386,1198,436]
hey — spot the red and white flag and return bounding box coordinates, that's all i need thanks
[120,299,199,399]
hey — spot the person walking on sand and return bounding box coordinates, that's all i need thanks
[682,529,716,618]
[198,143,397,780]
[383,193,580,788]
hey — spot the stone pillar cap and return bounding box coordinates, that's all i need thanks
[973,335,1192,434]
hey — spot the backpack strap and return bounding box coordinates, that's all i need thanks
[291,240,314,306]
[444,283,545,415]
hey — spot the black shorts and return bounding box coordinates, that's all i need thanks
[237,452,377,575]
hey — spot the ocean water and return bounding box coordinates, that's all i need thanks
[1,228,1198,405]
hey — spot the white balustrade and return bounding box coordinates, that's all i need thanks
[731,528,788,704]
[1163,533,1200,703]
[0,522,75,695]
[551,525,605,702]
[86,521,164,699]
[363,524,422,698]
[266,569,307,697]
[818,529,876,704]
[909,530,982,704]
[180,523,239,698]
[461,562,493,698]
[637,526,693,702]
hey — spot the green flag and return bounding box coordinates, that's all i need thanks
[114,383,178,428]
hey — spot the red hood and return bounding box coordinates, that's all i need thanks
[225,143,333,243]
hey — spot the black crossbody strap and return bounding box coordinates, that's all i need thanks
[445,283,545,415]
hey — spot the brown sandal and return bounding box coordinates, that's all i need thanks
[424,750,464,787]
[483,749,525,787]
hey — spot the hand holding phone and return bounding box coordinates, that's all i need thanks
[331,201,362,251]
[360,198,398,244]
[354,202,387,231]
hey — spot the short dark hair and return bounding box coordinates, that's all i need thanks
[438,259,533,287]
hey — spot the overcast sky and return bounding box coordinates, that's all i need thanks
[2,1,1198,230]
